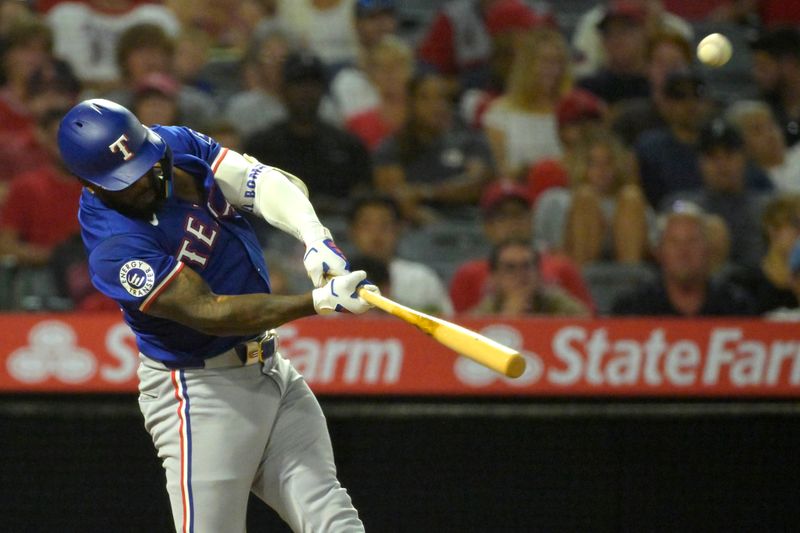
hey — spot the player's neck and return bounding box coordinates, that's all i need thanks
[172,168,204,205]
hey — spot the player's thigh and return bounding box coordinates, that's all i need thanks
[251,355,362,532]
[139,363,281,532]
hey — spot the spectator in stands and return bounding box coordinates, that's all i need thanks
[663,119,771,270]
[533,131,652,266]
[103,23,219,131]
[483,28,570,182]
[458,0,545,129]
[244,51,372,215]
[328,0,400,143]
[576,1,652,105]
[766,238,800,320]
[612,30,693,147]
[635,69,713,207]
[0,106,83,266]
[49,233,118,311]
[449,182,595,314]
[417,0,554,91]
[747,28,800,147]
[338,35,413,151]
[729,194,800,315]
[0,58,80,204]
[0,18,53,140]
[638,72,774,209]
[473,239,590,317]
[224,27,292,138]
[351,0,397,51]
[0,0,33,35]
[749,29,781,103]
[276,0,360,69]
[726,100,800,192]
[206,120,243,153]
[572,0,692,77]
[347,194,453,315]
[130,72,181,126]
[45,0,180,89]
[172,28,214,96]
[525,88,607,205]
[167,0,276,54]
[373,71,495,224]
[611,202,755,316]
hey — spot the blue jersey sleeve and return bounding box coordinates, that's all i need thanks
[88,234,183,312]
[152,125,221,165]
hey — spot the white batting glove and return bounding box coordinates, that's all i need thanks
[312,271,379,315]
[303,235,350,288]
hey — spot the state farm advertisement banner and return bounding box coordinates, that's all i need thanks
[1,313,799,396]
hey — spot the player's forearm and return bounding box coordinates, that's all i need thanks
[191,292,316,336]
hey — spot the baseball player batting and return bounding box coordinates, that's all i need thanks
[58,99,376,532]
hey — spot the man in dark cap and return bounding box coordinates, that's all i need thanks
[577,0,650,104]
[243,51,372,216]
[635,69,714,207]
[663,118,772,269]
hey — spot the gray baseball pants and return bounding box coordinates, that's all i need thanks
[137,351,364,532]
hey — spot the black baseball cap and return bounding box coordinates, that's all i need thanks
[698,118,744,153]
[282,51,326,85]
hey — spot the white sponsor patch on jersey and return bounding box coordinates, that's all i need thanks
[119,260,156,297]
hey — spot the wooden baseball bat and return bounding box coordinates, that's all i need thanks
[358,288,526,378]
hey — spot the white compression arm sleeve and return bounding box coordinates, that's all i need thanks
[211,148,329,243]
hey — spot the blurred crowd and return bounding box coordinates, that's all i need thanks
[2,0,800,319]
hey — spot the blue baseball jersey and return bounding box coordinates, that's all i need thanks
[80,125,271,367]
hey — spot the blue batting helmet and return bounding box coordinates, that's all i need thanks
[58,99,168,191]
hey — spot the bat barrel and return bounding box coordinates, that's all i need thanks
[359,288,527,379]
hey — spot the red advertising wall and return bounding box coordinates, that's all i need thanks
[1,313,799,396]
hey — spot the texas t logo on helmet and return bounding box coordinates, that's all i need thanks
[109,134,134,161]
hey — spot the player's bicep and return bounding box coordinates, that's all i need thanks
[143,263,219,329]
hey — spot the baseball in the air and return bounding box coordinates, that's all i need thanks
[697,33,732,67]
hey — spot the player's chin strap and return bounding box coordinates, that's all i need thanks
[154,144,174,200]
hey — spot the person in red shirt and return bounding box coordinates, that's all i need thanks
[0,106,83,266]
[449,181,595,313]
[417,0,555,91]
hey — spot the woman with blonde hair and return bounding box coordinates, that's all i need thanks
[533,131,652,265]
[483,27,571,181]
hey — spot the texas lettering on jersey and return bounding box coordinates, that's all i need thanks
[177,216,219,267]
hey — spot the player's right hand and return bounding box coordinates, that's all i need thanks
[312,270,378,315]
[303,236,350,288]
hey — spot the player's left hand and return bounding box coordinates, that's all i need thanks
[312,270,379,314]
[303,237,350,287]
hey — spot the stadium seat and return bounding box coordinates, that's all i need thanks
[581,261,657,316]
[397,217,489,283]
